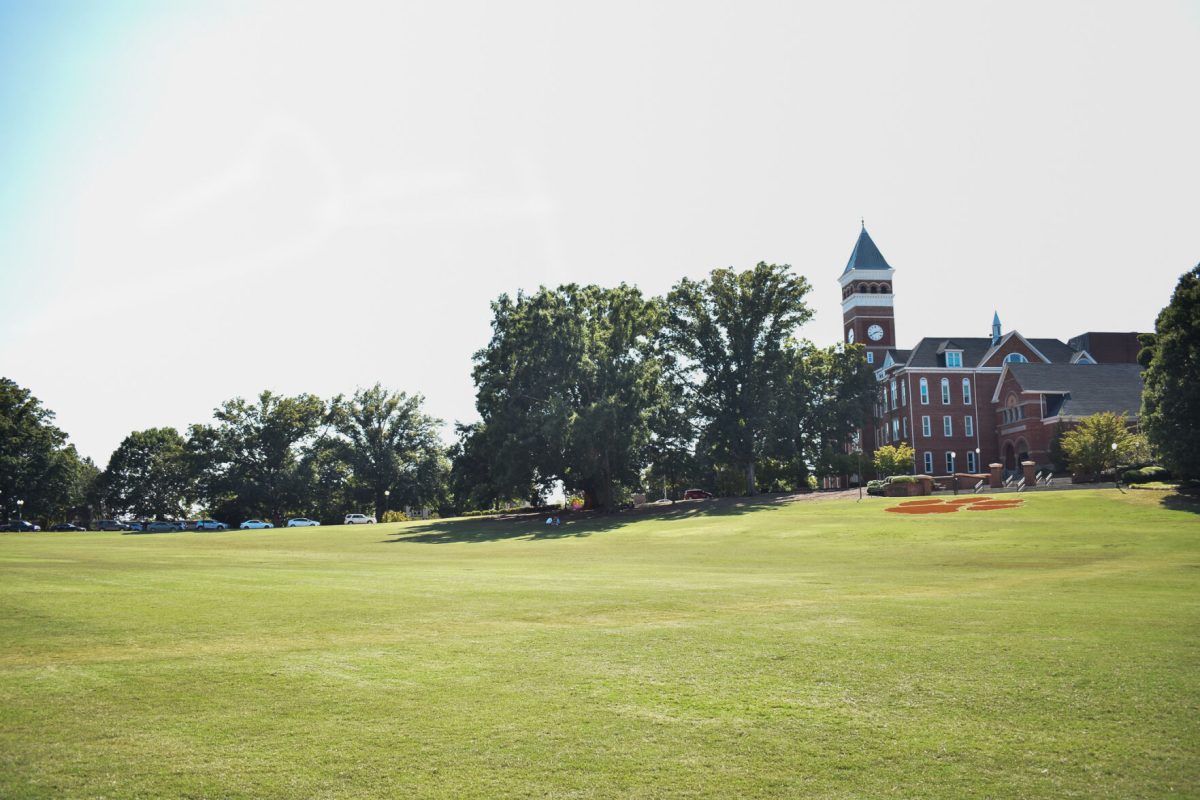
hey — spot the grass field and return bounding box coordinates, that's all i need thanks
[1,490,1198,798]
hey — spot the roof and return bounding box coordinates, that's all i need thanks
[842,226,893,274]
[894,334,1080,369]
[1004,363,1145,418]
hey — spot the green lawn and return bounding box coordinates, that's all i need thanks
[1,490,1198,798]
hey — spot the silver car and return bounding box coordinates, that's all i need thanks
[287,518,320,527]
[343,513,376,525]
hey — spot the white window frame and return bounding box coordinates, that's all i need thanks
[940,378,951,404]
[921,415,931,437]
[902,417,909,439]
[946,452,955,473]
[890,380,898,410]
[946,351,963,368]
[1004,353,1028,363]
[900,381,907,406]
[964,415,974,437]
[919,378,929,405]
[962,378,971,405]
[893,419,900,441]
[866,352,874,364]
[923,451,933,474]
[943,415,953,437]
[967,451,977,472]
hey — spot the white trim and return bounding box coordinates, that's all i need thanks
[921,415,932,437]
[1070,350,1096,364]
[838,268,894,288]
[841,295,896,313]
[923,451,933,474]
[943,415,953,437]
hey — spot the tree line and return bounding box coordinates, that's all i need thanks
[3,263,878,524]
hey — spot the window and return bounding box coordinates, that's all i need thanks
[967,451,977,472]
[941,378,951,404]
[946,351,963,368]
[923,451,933,474]
[902,417,909,439]
[882,386,889,409]
[962,378,972,405]
[920,378,929,404]
[946,452,956,473]
[892,419,900,442]
[884,423,890,443]
[964,416,974,437]
[921,416,931,437]
[890,380,898,410]
[866,352,874,364]
[1004,353,1028,363]
[943,416,953,436]
[900,382,907,406]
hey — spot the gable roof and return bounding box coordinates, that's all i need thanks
[895,334,1080,369]
[999,363,1145,418]
[842,226,893,275]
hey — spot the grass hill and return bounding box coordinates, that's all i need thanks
[1,490,1197,798]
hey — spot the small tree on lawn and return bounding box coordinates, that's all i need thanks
[873,443,915,477]
[1060,412,1136,476]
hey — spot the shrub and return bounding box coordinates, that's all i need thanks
[1123,466,1172,484]
[873,443,915,477]
[381,510,410,523]
[889,475,917,484]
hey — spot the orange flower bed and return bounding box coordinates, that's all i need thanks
[886,497,1023,515]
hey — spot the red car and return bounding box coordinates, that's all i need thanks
[683,489,713,500]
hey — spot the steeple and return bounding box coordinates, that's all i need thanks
[842,224,893,275]
[991,311,1002,345]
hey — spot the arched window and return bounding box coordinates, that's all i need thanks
[879,284,890,294]
[919,378,929,405]
[1004,353,1028,363]
[962,378,972,404]
[940,378,951,404]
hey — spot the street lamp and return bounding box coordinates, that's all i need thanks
[383,489,390,517]
[16,499,24,527]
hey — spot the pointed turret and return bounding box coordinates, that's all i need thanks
[842,224,893,275]
[991,311,1002,345]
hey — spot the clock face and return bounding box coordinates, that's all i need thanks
[847,328,855,344]
[868,324,885,341]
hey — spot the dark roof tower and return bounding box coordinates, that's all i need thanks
[842,223,893,275]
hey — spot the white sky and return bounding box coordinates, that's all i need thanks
[1,0,1197,466]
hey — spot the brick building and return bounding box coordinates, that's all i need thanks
[837,225,1145,480]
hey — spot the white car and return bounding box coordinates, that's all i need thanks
[287,517,320,527]
[239,519,275,529]
[343,513,376,525]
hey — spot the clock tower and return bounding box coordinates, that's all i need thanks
[838,223,896,365]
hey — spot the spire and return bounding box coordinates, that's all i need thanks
[991,311,1002,345]
[842,225,893,275]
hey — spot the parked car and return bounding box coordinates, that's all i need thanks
[181,520,200,531]
[287,518,320,527]
[195,519,228,531]
[2,520,41,532]
[96,519,128,532]
[128,521,145,532]
[683,488,714,499]
[145,521,180,533]
[51,523,86,532]
[239,519,274,529]
[343,513,376,525]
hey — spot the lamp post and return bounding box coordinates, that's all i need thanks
[1111,442,1123,492]
[383,489,390,519]
[857,450,863,501]
[951,453,958,495]
[16,499,24,528]
[975,447,981,475]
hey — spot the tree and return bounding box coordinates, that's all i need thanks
[1139,264,1200,481]
[663,263,813,495]
[873,443,915,477]
[188,391,327,523]
[330,384,445,520]
[470,284,664,511]
[101,427,191,519]
[1060,411,1136,475]
[0,378,82,523]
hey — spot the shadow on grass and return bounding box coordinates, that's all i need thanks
[385,493,806,545]
[1161,491,1200,515]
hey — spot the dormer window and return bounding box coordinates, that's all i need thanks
[945,351,963,368]
[1003,353,1028,364]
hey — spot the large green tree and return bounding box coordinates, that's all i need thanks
[663,263,814,495]
[1139,264,1200,481]
[470,284,664,511]
[330,384,446,520]
[101,427,191,519]
[0,378,83,523]
[188,391,327,523]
